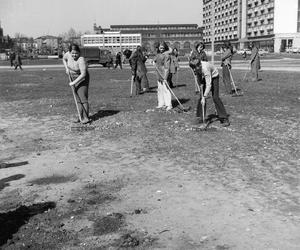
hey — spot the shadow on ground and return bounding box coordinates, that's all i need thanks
[0,161,29,169]
[0,174,25,191]
[90,110,120,122]
[0,202,56,246]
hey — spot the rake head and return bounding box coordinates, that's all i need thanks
[231,90,243,97]
[176,106,192,113]
[70,125,95,132]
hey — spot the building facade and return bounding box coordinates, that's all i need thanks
[202,0,300,52]
[110,24,203,53]
[35,35,62,55]
[81,31,142,53]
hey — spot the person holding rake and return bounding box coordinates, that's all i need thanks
[63,44,90,124]
[153,41,173,111]
[189,56,230,127]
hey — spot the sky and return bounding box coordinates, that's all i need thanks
[0,0,203,38]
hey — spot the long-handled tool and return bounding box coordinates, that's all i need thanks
[227,65,243,97]
[242,63,250,82]
[154,65,190,112]
[190,68,201,93]
[200,84,206,123]
[164,80,191,112]
[68,73,92,129]
[130,75,134,97]
[68,73,83,123]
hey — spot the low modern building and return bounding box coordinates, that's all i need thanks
[202,0,300,52]
[81,31,142,53]
[87,23,203,53]
[110,24,203,53]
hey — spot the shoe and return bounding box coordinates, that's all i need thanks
[73,118,81,124]
[220,119,230,127]
[165,106,172,111]
[156,105,165,109]
[81,118,91,124]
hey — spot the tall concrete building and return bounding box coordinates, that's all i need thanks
[202,0,300,52]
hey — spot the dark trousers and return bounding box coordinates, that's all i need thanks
[196,76,228,120]
[167,73,174,88]
[115,61,122,69]
[222,65,232,94]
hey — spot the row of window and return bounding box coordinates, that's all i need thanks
[203,33,238,42]
[248,0,272,8]
[143,33,201,38]
[113,26,196,31]
[247,28,273,37]
[203,0,238,11]
[247,19,274,28]
[204,17,238,27]
[82,36,141,45]
[247,6,274,18]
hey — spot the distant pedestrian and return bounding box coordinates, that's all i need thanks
[107,51,114,69]
[129,46,149,95]
[153,41,172,111]
[14,53,23,70]
[115,51,122,69]
[9,51,15,67]
[249,42,261,81]
[221,41,234,94]
[243,50,247,60]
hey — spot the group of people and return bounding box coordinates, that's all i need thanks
[63,40,261,128]
[220,41,261,95]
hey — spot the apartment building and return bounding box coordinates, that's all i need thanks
[202,0,300,52]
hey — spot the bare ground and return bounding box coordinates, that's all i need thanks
[0,66,299,250]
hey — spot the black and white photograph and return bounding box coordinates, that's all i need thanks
[0,0,299,249]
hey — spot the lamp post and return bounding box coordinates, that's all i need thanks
[211,0,215,64]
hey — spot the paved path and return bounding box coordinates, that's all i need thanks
[1,58,300,72]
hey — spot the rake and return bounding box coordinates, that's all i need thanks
[130,75,134,97]
[154,65,190,112]
[68,73,95,131]
[227,65,243,97]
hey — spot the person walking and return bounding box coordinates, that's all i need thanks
[14,52,23,70]
[249,42,261,81]
[221,41,234,94]
[189,56,230,127]
[114,51,122,69]
[9,51,15,67]
[153,41,172,111]
[64,44,90,124]
[129,46,150,95]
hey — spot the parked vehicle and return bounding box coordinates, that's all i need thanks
[236,49,251,55]
[80,47,113,67]
[258,49,269,56]
[286,47,300,53]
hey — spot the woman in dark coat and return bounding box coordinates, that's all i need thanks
[221,41,234,94]
[129,46,149,94]
[249,42,261,81]
[14,53,23,70]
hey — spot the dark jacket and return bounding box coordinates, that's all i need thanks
[129,49,147,77]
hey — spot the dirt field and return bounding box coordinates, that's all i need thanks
[0,65,299,250]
